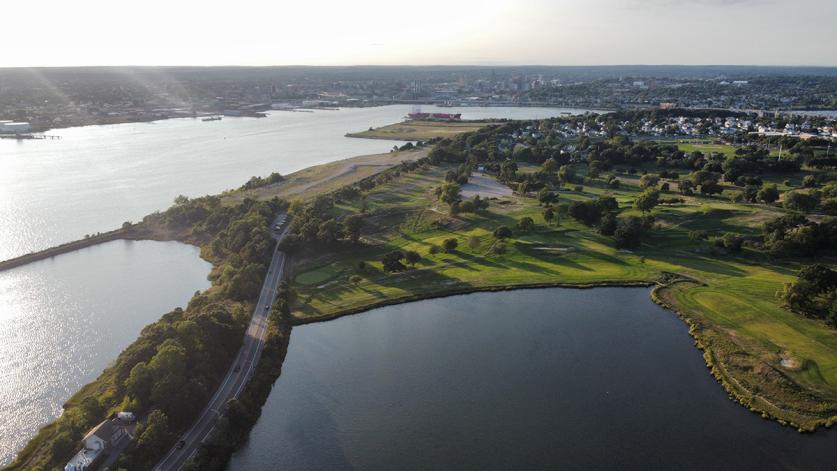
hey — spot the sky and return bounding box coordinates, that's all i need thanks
[3,0,836,67]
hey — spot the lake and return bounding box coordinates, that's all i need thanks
[0,240,211,465]
[229,288,837,471]
[0,105,591,261]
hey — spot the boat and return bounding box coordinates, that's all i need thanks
[201,116,223,122]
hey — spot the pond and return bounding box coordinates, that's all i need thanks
[229,287,836,471]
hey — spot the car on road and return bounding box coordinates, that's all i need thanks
[176,440,185,450]
[234,364,241,372]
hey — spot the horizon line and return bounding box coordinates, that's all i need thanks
[2,63,837,70]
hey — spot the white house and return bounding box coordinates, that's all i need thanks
[65,419,128,471]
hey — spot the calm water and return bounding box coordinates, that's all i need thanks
[230,288,836,471]
[0,105,589,261]
[0,240,210,465]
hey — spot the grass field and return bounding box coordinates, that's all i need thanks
[225,148,429,204]
[678,142,738,157]
[346,120,491,141]
[288,162,837,430]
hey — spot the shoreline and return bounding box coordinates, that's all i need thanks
[289,275,836,432]
[0,229,129,272]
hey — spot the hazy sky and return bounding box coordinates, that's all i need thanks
[4,0,835,67]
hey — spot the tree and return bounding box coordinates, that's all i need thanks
[137,410,173,458]
[758,185,780,204]
[780,264,837,326]
[783,190,820,212]
[613,216,654,249]
[343,214,364,243]
[468,235,481,250]
[382,251,406,272]
[80,397,104,424]
[542,157,558,173]
[500,159,518,182]
[51,431,75,458]
[588,161,603,179]
[438,182,462,209]
[493,225,513,239]
[537,188,557,206]
[597,195,618,212]
[405,250,421,267]
[679,180,695,196]
[568,200,604,226]
[317,219,341,244]
[558,165,575,184]
[473,194,490,211]
[700,181,724,197]
[543,207,555,225]
[599,213,617,236]
[442,238,459,252]
[639,174,660,189]
[634,188,660,213]
[518,217,535,231]
[125,362,154,403]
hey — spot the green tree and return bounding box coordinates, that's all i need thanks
[758,185,780,204]
[493,226,513,239]
[438,182,462,209]
[634,188,661,213]
[537,188,557,206]
[518,217,535,231]
[442,238,459,253]
[317,219,341,244]
[343,214,364,243]
[500,159,518,182]
[382,251,406,272]
[639,174,660,189]
[542,157,558,173]
[468,235,481,250]
[783,190,820,212]
[558,165,575,184]
[136,410,173,458]
[543,207,555,225]
[405,250,421,267]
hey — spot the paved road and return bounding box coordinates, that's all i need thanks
[154,215,290,471]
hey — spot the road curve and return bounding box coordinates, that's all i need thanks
[154,216,290,471]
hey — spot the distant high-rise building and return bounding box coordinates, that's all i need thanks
[410,80,423,98]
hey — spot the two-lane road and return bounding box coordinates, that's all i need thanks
[154,215,290,471]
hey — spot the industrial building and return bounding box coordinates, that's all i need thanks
[0,121,32,134]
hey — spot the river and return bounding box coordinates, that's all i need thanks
[0,105,590,261]
[229,288,837,471]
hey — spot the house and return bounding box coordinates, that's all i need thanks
[65,418,129,471]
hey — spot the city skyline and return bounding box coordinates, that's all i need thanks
[3,0,836,68]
